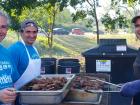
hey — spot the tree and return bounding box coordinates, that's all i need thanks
[35,3,64,48]
[0,0,45,31]
[0,0,69,48]
[70,0,100,44]
[101,10,129,33]
[19,3,62,48]
[35,0,70,48]
[111,0,140,19]
[55,9,72,25]
[44,3,59,48]
[108,0,140,32]
[101,14,116,33]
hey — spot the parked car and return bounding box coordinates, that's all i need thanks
[38,27,46,36]
[71,28,84,35]
[93,30,105,35]
[53,28,69,35]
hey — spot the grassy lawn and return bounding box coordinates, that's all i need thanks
[54,35,96,53]
[101,34,140,48]
[35,34,97,58]
[1,30,19,47]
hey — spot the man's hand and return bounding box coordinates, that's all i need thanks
[0,88,17,104]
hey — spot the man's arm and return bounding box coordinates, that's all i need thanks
[120,80,140,97]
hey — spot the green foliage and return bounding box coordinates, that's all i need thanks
[19,5,49,28]
[45,0,69,11]
[70,0,85,7]
[117,15,129,28]
[72,10,87,22]
[0,0,43,30]
[0,0,68,31]
[0,0,70,47]
[101,12,129,32]
[85,19,94,28]
[127,0,138,6]
[111,0,139,13]
[110,0,140,32]
[101,14,116,32]
[111,0,137,6]
[19,3,72,30]
[55,8,72,25]
[18,2,74,48]
[69,0,100,43]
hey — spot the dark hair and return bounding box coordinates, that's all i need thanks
[132,16,140,23]
[132,12,140,23]
[20,19,38,32]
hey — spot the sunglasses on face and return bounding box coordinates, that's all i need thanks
[25,22,36,27]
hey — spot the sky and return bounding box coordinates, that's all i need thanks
[67,0,111,20]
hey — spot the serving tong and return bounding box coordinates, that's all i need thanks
[85,78,122,93]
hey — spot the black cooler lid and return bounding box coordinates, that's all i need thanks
[82,39,138,57]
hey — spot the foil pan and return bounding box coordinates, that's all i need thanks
[63,73,110,104]
[18,74,75,104]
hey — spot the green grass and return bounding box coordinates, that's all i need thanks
[54,35,95,52]
[1,30,19,47]
[98,34,140,49]
[35,35,96,58]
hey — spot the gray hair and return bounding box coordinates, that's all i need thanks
[0,10,10,25]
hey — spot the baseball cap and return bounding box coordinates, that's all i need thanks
[20,19,38,32]
[132,12,140,23]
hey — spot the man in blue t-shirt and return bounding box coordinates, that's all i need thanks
[0,11,19,104]
[8,19,41,89]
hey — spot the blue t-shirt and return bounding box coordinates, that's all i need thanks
[8,41,40,76]
[0,44,19,90]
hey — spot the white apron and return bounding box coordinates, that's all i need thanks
[14,41,41,89]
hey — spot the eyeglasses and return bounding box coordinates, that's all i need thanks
[0,25,8,29]
[24,30,38,34]
[135,24,140,28]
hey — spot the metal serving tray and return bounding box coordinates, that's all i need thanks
[17,74,75,105]
[63,73,110,104]
[64,89,102,104]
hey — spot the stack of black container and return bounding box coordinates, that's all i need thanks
[41,58,57,74]
[57,58,80,74]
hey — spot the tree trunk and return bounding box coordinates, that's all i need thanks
[93,0,99,44]
[87,0,100,44]
[47,6,57,48]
